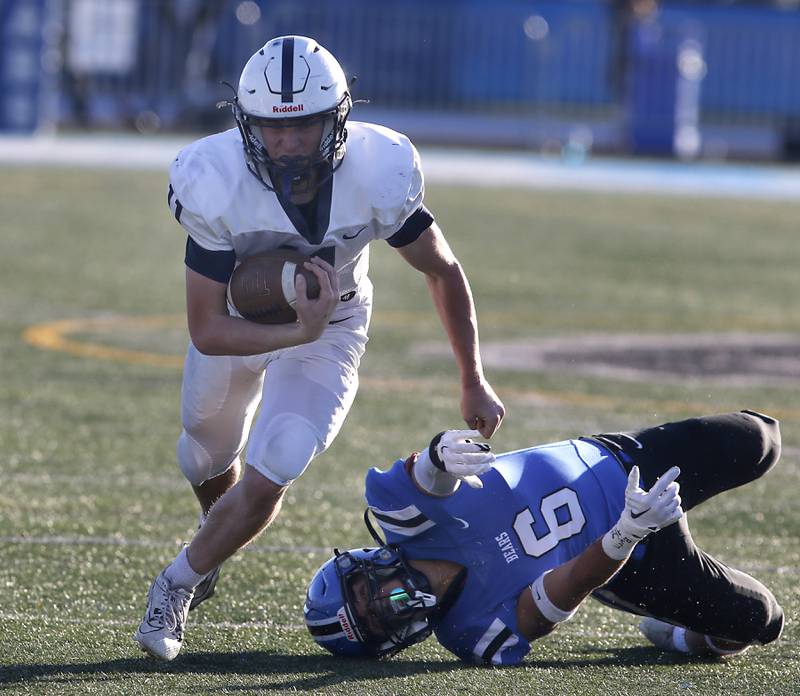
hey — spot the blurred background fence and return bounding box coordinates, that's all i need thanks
[2,0,800,160]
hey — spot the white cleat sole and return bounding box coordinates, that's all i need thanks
[134,630,182,662]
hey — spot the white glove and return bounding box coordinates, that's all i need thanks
[602,465,684,560]
[429,429,495,489]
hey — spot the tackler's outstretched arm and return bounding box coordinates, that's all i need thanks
[517,466,684,640]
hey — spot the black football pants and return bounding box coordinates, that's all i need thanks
[587,410,784,645]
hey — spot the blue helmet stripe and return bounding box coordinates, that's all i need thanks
[281,37,294,103]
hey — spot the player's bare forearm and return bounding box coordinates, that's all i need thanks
[397,226,482,383]
[190,312,311,355]
[185,267,318,355]
[423,265,506,436]
[397,225,505,436]
[543,539,626,612]
[424,264,483,386]
[516,539,626,640]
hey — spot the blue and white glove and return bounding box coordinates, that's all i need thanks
[413,429,495,495]
[602,465,684,560]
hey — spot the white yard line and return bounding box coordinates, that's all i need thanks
[0,612,305,630]
[1,534,795,574]
[0,534,328,554]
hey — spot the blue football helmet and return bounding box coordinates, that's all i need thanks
[304,544,439,659]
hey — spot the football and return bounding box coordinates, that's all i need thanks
[228,250,321,324]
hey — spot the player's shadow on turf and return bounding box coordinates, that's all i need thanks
[0,652,463,691]
[0,646,705,690]
[528,645,705,670]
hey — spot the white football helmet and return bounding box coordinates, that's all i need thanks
[226,35,352,195]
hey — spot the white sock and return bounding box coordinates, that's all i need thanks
[164,547,205,591]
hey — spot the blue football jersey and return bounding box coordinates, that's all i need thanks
[365,438,627,665]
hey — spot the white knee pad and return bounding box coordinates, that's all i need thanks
[177,430,238,486]
[247,413,322,487]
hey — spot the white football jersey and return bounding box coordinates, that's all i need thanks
[168,121,426,322]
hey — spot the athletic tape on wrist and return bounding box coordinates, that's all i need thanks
[530,572,576,625]
[601,522,640,561]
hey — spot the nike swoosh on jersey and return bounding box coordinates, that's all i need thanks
[453,517,470,529]
[343,226,367,240]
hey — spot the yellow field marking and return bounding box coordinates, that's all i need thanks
[21,315,800,422]
[22,315,185,369]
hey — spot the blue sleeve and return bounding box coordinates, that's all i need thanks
[365,461,440,544]
[436,598,531,666]
[184,236,236,283]
[385,204,434,248]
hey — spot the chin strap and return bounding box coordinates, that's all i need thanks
[434,566,467,621]
[363,508,387,546]
[362,509,439,616]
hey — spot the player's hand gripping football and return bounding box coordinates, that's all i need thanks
[294,257,340,342]
[430,429,495,489]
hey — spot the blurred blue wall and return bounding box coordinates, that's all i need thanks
[0,0,46,132]
[2,0,800,159]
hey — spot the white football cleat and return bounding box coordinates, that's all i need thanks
[135,571,193,661]
[189,566,221,612]
[639,617,679,652]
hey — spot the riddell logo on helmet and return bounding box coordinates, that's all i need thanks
[337,607,358,642]
[273,104,304,113]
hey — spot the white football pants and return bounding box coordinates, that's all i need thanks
[177,303,370,487]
